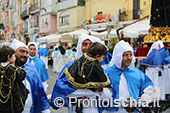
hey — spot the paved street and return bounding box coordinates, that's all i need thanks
[47,67,67,113]
[46,67,170,113]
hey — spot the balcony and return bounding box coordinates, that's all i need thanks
[29,3,39,14]
[30,21,39,28]
[21,9,29,19]
[57,0,84,11]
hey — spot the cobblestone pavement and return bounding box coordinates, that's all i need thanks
[46,67,170,113]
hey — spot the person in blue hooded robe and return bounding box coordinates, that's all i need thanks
[28,42,49,91]
[141,41,169,100]
[38,44,49,69]
[10,39,50,113]
[50,34,115,113]
[105,40,153,113]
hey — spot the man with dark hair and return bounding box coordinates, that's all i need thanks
[10,39,50,113]
[0,46,28,113]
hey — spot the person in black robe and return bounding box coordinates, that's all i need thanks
[0,46,29,113]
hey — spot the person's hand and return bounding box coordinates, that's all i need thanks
[94,88,103,92]
[124,98,136,112]
[94,88,103,95]
[80,96,86,103]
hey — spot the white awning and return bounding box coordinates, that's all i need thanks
[37,34,60,43]
[122,19,150,38]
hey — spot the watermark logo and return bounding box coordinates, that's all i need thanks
[54,97,65,107]
[53,97,160,108]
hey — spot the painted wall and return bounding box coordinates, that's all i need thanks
[39,14,56,37]
[50,14,57,33]
[57,6,85,33]
[85,0,151,21]
[140,0,152,19]
[85,0,122,21]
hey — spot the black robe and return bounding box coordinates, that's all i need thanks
[0,64,29,113]
[64,54,111,89]
[150,0,170,27]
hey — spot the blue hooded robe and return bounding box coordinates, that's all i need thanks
[38,48,49,56]
[28,57,49,82]
[105,65,153,111]
[23,63,50,113]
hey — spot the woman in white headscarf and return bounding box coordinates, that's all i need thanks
[51,46,59,72]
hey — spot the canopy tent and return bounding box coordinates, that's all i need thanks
[37,34,60,43]
[60,29,89,42]
[122,19,150,38]
[90,30,107,39]
[47,34,61,43]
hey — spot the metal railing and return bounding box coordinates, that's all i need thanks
[21,9,29,19]
[30,21,39,28]
[29,3,39,13]
[21,28,28,34]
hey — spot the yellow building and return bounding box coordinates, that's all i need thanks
[56,0,86,46]
[85,0,152,44]
[85,0,152,22]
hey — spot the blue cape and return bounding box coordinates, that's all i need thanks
[105,65,153,111]
[142,48,169,66]
[164,56,170,64]
[66,49,72,56]
[29,57,49,82]
[38,48,49,56]
[23,63,50,113]
[54,51,59,56]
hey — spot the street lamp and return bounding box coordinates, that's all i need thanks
[106,24,114,46]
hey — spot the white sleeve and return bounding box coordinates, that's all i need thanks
[51,51,55,58]
[98,88,113,100]
[41,109,50,113]
[67,89,97,98]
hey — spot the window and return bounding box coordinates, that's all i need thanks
[41,17,48,27]
[98,12,102,15]
[133,0,140,19]
[59,12,70,25]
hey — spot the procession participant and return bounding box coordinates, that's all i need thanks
[163,56,170,99]
[28,42,49,91]
[64,42,111,89]
[57,46,68,73]
[0,46,28,113]
[38,44,49,69]
[50,34,115,113]
[141,40,169,100]
[105,40,153,113]
[51,46,59,72]
[10,39,50,113]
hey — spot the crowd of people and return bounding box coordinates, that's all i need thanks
[0,33,170,113]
